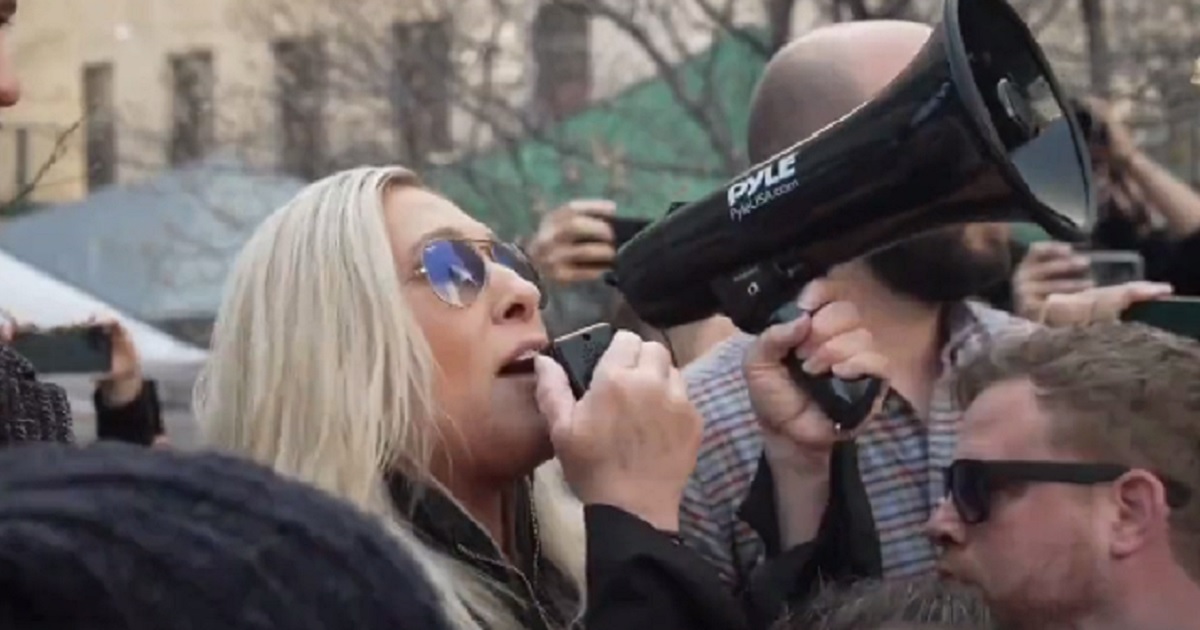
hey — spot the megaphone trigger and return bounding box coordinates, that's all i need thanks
[768,302,884,433]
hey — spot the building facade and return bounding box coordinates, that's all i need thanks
[0,0,796,205]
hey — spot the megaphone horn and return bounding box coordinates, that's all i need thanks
[610,0,1094,430]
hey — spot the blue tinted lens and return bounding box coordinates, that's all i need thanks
[422,240,486,307]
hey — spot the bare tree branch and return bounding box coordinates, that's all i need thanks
[690,0,774,56]
[1079,0,1112,95]
[841,0,916,21]
[1021,0,1070,36]
[0,120,83,216]
[562,0,742,173]
[764,0,798,51]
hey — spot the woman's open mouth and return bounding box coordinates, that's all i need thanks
[498,356,537,376]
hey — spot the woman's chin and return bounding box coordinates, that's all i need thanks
[489,375,551,443]
[492,370,538,402]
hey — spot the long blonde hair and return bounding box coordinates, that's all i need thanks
[194,166,585,630]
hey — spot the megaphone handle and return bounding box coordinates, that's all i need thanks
[769,303,884,432]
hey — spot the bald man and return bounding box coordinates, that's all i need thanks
[679,20,1034,616]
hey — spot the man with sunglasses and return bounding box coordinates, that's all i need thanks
[678,20,1031,624]
[928,323,1200,630]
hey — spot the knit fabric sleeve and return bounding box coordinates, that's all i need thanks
[0,346,74,445]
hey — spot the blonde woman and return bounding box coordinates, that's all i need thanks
[195,167,745,630]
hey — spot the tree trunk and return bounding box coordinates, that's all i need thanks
[1079,0,1112,96]
[765,0,797,53]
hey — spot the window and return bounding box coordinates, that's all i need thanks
[14,127,28,189]
[82,62,117,190]
[392,19,453,161]
[531,5,591,121]
[168,50,215,166]
[273,36,327,180]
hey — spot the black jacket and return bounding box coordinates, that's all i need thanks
[93,379,165,446]
[389,476,750,630]
[738,443,882,629]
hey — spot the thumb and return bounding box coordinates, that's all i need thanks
[1105,282,1173,318]
[746,316,811,367]
[1124,281,1173,301]
[534,355,575,431]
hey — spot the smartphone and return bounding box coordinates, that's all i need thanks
[546,323,615,398]
[9,326,113,375]
[606,216,652,250]
[1084,250,1144,287]
[572,215,652,270]
[1121,297,1200,341]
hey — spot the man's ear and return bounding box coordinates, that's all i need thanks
[1109,470,1171,559]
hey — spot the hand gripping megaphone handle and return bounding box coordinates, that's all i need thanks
[768,302,884,432]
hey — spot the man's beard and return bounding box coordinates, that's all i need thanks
[865,226,1012,304]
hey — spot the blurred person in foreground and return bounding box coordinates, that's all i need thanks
[526,199,739,365]
[678,20,1031,622]
[928,323,1200,630]
[0,0,19,108]
[778,577,995,630]
[196,166,746,630]
[0,0,162,447]
[0,441,453,630]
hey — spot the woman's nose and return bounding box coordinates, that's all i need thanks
[490,264,542,323]
[0,38,21,108]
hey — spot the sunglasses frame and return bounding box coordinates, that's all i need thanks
[943,458,1192,525]
[412,237,546,309]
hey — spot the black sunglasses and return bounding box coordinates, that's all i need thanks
[943,459,1192,525]
[413,238,546,309]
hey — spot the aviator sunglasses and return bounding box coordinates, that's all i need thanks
[942,458,1193,525]
[413,238,547,309]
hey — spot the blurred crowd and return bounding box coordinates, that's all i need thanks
[2,1,1200,630]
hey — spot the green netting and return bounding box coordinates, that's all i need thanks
[1011,222,1053,244]
[426,30,770,238]
[426,27,1062,248]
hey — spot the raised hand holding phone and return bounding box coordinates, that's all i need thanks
[1013,241,1094,319]
[1,315,145,406]
[526,199,619,284]
[90,317,145,407]
[534,330,701,532]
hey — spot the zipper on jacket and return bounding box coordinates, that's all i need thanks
[454,543,554,630]
[528,478,543,589]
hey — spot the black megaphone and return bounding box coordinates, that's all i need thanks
[608,0,1094,430]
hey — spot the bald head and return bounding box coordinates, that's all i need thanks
[747,20,931,163]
